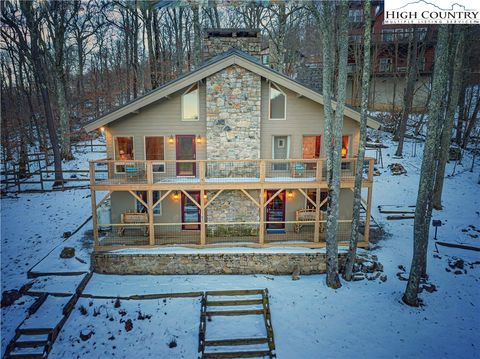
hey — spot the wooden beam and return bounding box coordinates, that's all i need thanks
[90,189,98,246]
[147,190,154,245]
[314,189,320,243]
[259,189,265,245]
[200,189,206,245]
[95,191,112,210]
[264,189,284,207]
[181,190,201,209]
[240,189,260,208]
[129,190,148,209]
[298,188,316,208]
[205,189,224,208]
[153,190,172,209]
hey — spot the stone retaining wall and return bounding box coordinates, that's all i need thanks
[92,252,346,275]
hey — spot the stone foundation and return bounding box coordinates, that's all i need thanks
[92,251,346,275]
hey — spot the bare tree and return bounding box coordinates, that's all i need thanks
[344,0,372,281]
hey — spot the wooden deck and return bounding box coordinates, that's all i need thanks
[89,158,374,251]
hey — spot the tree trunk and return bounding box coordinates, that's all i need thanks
[395,30,419,156]
[455,82,467,145]
[54,66,74,160]
[432,28,465,210]
[344,0,372,281]
[192,3,201,67]
[403,25,451,307]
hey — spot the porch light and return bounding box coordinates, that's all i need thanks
[287,190,294,199]
[203,193,208,200]
[196,135,202,144]
[168,135,175,144]
[100,126,105,134]
[173,191,180,200]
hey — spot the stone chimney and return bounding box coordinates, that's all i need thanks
[203,28,262,60]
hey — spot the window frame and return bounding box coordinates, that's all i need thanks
[341,134,352,159]
[268,83,287,121]
[181,83,200,122]
[144,135,166,173]
[134,191,162,216]
[113,135,135,174]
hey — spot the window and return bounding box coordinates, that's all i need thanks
[306,190,328,211]
[182,83,199,121]
[348,9,363,22]
[269,83,286,120]
[145,136,165,173]
[135,191,161,215]
[342,135,350,158]
[418,27,427,40]
[303,135,321,170]
[262,54,270,65]
[381,29,395,42]
[379,58,392,72]
[114,136,134,173]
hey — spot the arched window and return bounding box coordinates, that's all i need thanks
[269,83,286,120]
[182,83,199,121]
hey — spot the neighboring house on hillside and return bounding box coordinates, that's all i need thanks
[85,29,380,256]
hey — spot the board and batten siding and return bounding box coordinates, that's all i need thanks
[260,80,360,159]
[105,83,207,161]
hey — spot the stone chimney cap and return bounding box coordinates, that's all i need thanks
[204,28,261,38]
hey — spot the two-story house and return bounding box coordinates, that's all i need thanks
[85,29,380,262]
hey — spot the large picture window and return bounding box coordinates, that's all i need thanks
[114,136,134,173]
[145,136,165,173]
[269,83,286,120]
[136,191,161,215]
[182,83,199,121]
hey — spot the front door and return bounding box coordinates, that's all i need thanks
[176,135,196,176]
[181,191,200,230]
[266,190,286,229]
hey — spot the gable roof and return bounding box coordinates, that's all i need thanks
[84,48,381,132]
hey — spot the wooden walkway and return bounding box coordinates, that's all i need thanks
[199,289,276,358]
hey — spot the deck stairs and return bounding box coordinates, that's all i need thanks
[199,289,276,359]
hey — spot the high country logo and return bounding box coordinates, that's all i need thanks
[384,0,480,24]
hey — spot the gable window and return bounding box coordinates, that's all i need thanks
[145,136,165,173]
[136,191,161,215]
[182,83,199,121]
[269,83,286,120]
[114,136,134,173]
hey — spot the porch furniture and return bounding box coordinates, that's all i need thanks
[294,208,324,233]
[125,165,146,181]
[118,212,149,237]
[291,162,306,177]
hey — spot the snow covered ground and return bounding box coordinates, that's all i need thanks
[1,134,479,358]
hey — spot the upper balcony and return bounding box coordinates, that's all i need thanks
[89,158,375,190]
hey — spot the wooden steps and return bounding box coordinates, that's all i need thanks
[199,289,276,359]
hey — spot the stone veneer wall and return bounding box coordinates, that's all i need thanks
[203,32,262,60]
[92,252,346,275]
[206,65,261,229]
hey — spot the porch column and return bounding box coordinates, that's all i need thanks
[90,188,99,247]
[200,189,206,245]
[314,189,320,243]
[259,188,265,245]
[364,185,373,246]
[148,190,154,245]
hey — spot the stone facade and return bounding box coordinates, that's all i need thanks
[92,251,347,275]
[203,29,262,60]
[205,65,262,231]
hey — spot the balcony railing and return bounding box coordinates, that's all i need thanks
[89,158,375,187]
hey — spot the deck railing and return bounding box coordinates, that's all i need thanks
[89,157,375,186]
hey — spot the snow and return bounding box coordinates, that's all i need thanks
[2,133,480,358]
[20,295,71,329]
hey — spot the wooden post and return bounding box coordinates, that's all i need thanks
[368,158,374,182]
[259,160,265,182]
[37,154,44,191]
[314,189,320,242]
[364,185,373,245]
[259,189,265,245]
[316,160,323,182]
[199,161,206,184]
[200,189,206,245]
[146,161,153,184]
[148,190,154,245]
[91,188,99,247]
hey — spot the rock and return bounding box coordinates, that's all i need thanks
[80,330,94,341]
[60,247,75,259]
[125,319,133,332]
[1,290,21,307]
[454,259,464,269]
[388,163,407,175]
[380,275,387,282]
[168,339,177,348]
[454,270,463,275]
[63,231,72,238]
[422,284,437,293]
[291,265,300,281]
[352,273,365,281]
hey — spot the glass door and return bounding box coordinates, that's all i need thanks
[176,135,196,176]
[266,190,286,229]
[181,191,200,230]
